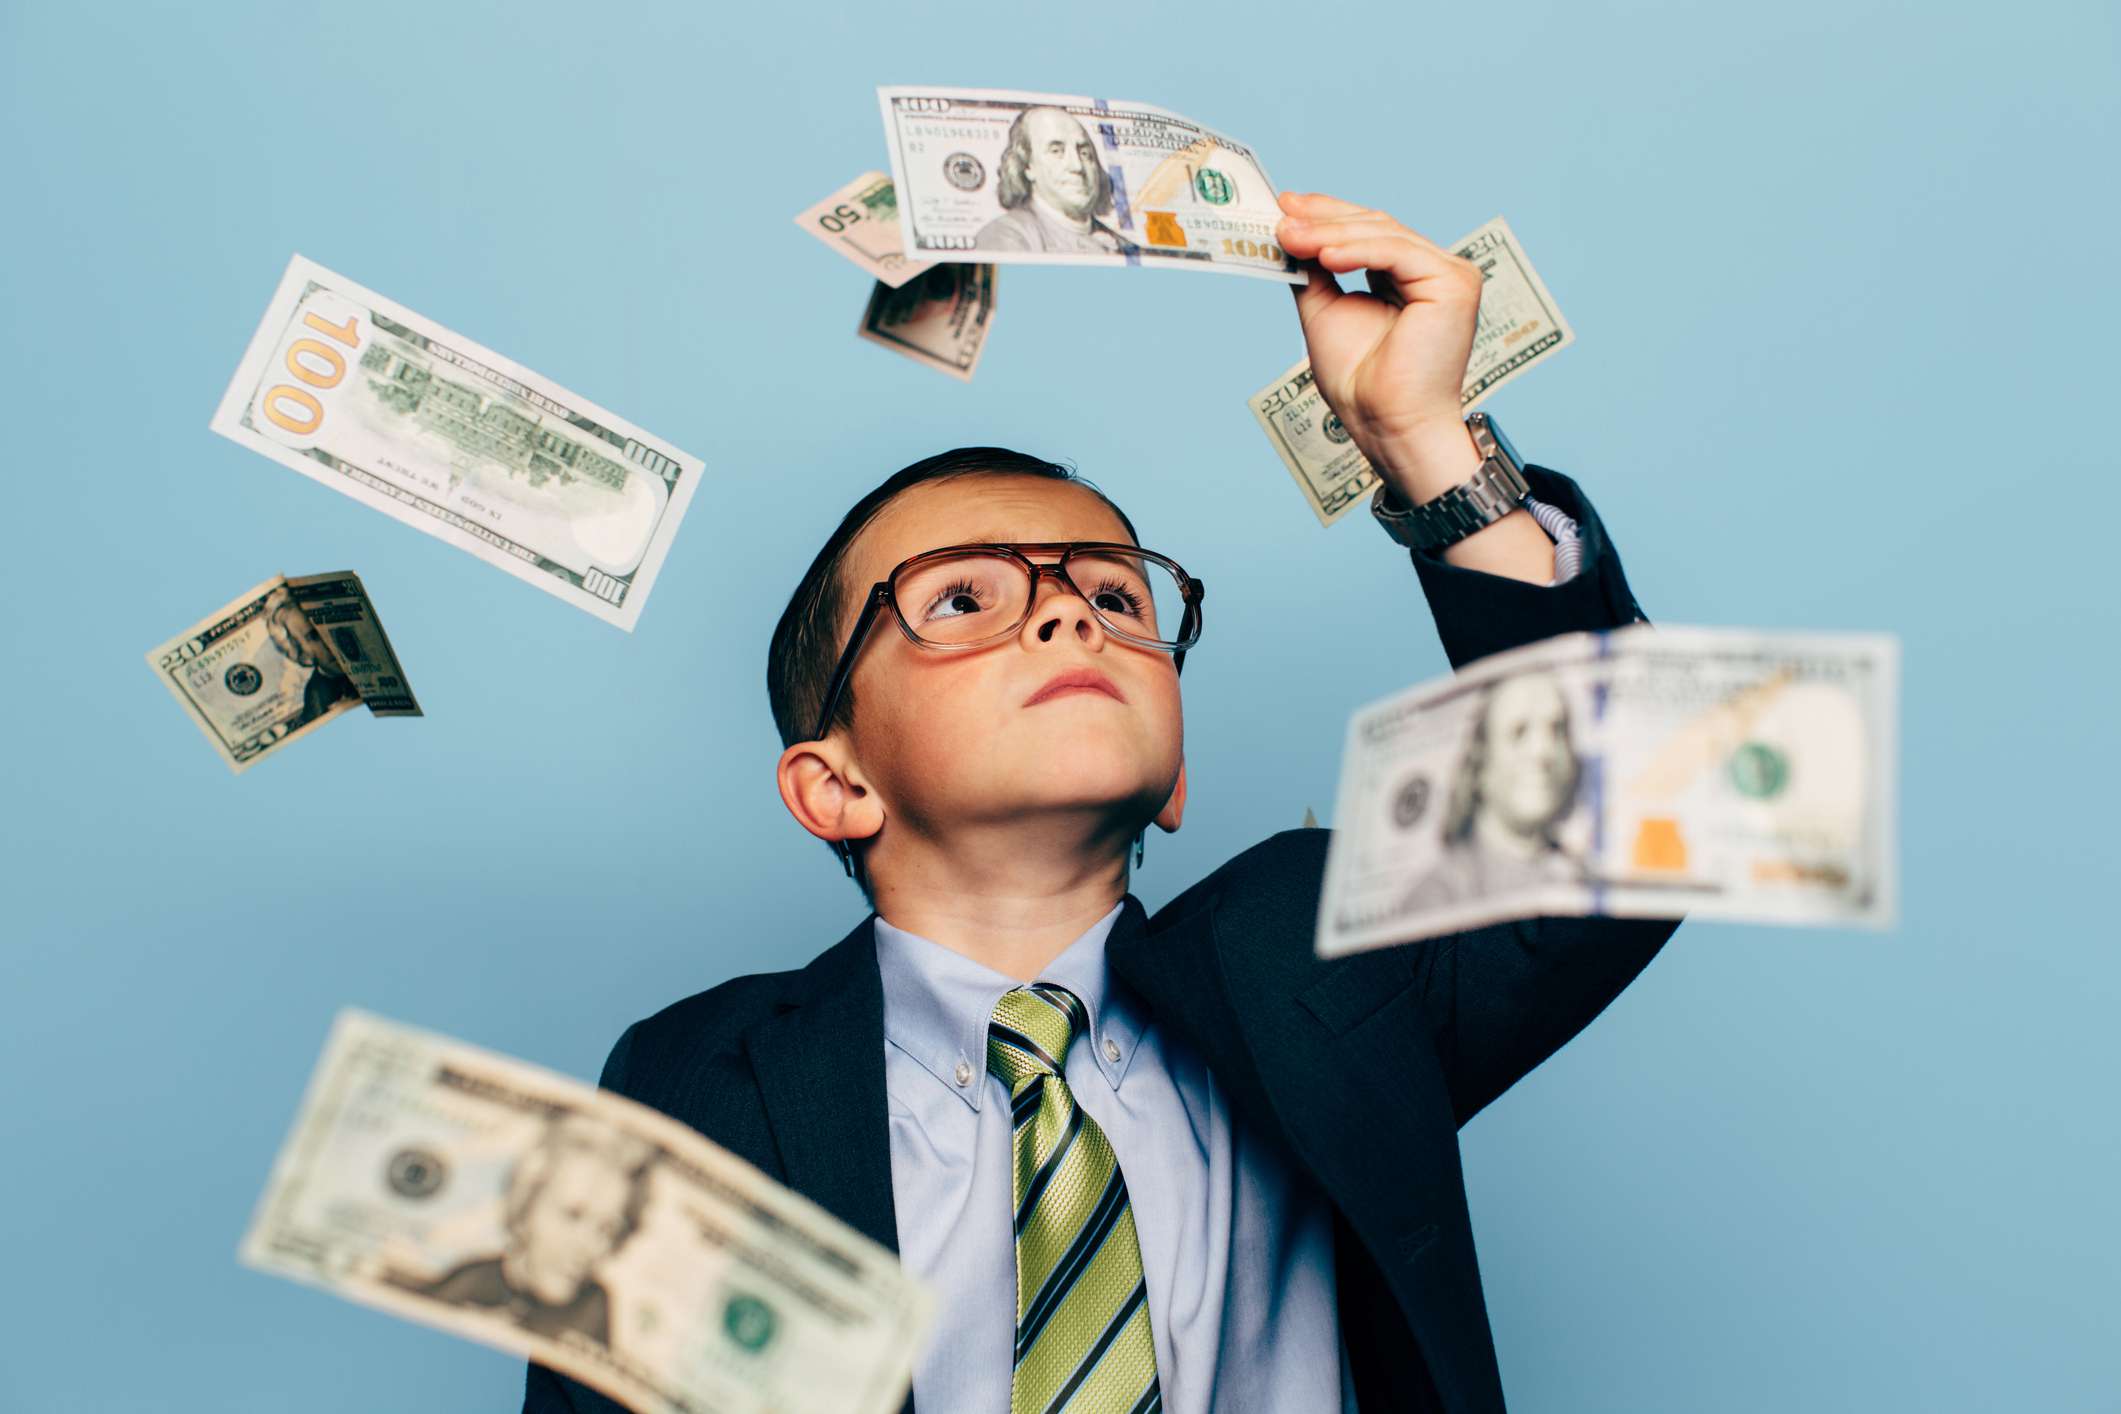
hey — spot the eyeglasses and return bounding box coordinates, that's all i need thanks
[808,541,1206,747]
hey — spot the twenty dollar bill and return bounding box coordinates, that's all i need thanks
[1250,216,1576,525]
[243,1011,930,1414]
[286,572,421,716]
[857,264,996,381]
[1315,625,1899,955]
[210,256,704,630]
[879,85,1302,283]
[145,572,419,773]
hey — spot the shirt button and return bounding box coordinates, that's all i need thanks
[1103,1037,1122,1063]
[953,1060,974,1087]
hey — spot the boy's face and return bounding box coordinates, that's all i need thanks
[830,474,1185,845]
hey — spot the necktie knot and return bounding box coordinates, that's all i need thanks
[987,983,1087,1090]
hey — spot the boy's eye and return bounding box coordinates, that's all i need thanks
[921,578,993,621]
[1090,578,1148,620]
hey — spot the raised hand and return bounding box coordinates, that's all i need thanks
[1276,191,1556,582]
[1275,191,1486,496]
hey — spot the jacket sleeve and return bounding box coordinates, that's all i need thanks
[1401,467,1672,1122]
[1416,914,1676,1126]
[597,1022,640,1093]
[1409,466,1647,668]
[523,1364,589,1414]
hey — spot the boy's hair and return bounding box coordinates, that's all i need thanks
[765,446,1140,752]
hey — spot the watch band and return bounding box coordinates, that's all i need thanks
[1371,411,1531,553]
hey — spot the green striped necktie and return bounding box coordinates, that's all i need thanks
[987,983,1162,1414]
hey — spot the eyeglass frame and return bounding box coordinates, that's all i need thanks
[806,541,1205,876]
[809,540,1206,745]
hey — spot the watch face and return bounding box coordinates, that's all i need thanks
[1476,414,1523,477]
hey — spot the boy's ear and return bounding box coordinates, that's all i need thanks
[776,738,885,849]
[1153,755,1187,834]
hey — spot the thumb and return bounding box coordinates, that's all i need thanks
[1290,259,1340,328]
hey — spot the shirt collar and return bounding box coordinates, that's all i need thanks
[873,901,1146,1112]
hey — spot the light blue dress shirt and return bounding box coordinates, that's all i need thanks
[875,904,1360,1414]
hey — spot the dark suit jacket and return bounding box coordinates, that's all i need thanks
[526,470,1675,1414]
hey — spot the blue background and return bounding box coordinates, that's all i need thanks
[3,1,2115,1409]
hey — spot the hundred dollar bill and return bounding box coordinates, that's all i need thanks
[1315,625,1899,955]
[1250,216,1576,525]
[145,572,419,773]
[210,256,704,631]
[878,85,1303,284]
[242,1011,931,1414]
[794,171,931,288]
[857,264,996,381]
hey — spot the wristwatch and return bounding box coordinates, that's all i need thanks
[1370,411,1532,553]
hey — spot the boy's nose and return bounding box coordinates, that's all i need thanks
[1034,612,1095,644]
[1026,578,1104,646]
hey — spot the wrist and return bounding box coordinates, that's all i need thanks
[1369,414,1483,505]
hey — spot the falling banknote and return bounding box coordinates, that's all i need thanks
[794,171,932,288]
[210,256,704,630]
[878,85,1303,283]
[145,572,419,773]
[857,263,997,381]
[242,1011,931,1414]
[1250,216,1576,525]
[1315,625,1899,955]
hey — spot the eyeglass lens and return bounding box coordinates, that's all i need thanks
[893,549,1187,647]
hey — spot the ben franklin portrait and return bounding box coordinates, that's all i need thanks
[974,105,1138,256]
[1405,672,1588,911]
[263,591,357,726]
[391,1116,656,1348]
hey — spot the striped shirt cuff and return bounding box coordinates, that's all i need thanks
[1525,495,1584,586]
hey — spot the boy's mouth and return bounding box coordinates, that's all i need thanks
[1024,668,1126,708]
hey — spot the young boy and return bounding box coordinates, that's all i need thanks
[526,192,1672,1414]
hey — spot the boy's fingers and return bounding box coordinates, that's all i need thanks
[1307,226,1481,303]
[1282,213,1449,259]
[1290,258,1342,324]
[1277,217,1376,263]
[1279,190,1376,220]
[1313,236,1478,306]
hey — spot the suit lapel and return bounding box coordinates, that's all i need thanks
[1108,892,1280,1123]
[1114,869,1507,1412]
[743,916,902,1256]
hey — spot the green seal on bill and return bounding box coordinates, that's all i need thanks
[1194,168,1234,204]
[1728,741,1790,799]
[722,1293,777,1353]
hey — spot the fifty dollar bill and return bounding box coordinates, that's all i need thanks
[145,572,419,774]
[1250,216,1576,525]
[1315,625,1899,955]
[243,1011,931,1414]
[879,86,1302,283]
[794,171,932,288]
[211,256,704,630]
